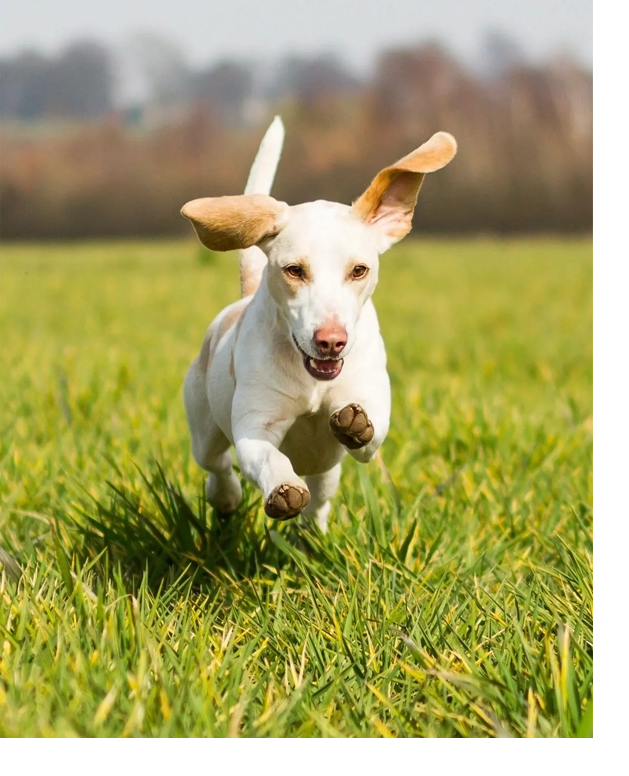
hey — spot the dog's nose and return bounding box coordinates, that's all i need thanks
[314,324,347,357]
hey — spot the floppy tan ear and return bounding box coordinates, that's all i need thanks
[352,131,457,252]
[181,194,289,252]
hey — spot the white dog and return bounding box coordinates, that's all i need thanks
[182,117,457,532]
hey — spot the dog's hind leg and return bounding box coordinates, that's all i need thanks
[302,464,341,534]
[184,360,242,515]
[203,447,243,515]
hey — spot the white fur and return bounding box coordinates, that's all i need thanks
[183,120,424,532]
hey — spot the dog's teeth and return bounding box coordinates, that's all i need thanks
[309,358,317,368]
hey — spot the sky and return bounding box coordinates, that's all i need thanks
[1,0,592,72]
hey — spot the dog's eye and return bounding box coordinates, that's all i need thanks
[284,264,304,279]
[351,265,369,279]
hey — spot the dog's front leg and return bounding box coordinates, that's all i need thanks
[233,408,310,521]
[329,373,391,464]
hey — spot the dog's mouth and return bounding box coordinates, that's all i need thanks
[292,336,344,381]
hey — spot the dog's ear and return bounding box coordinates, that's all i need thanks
[181,194,289,252]
[352,132,457,252]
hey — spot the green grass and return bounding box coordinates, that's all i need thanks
[0,236,592,737]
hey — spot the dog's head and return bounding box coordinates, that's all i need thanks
[182,131,457,381]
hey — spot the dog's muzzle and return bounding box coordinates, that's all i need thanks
[293,336,344,381]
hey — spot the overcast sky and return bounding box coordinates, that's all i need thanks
[2,0,592,70]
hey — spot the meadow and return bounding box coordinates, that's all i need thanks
[0,237,592,737]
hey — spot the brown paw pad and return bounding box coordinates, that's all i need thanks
[264,483,311,520]
[330,403,374,450]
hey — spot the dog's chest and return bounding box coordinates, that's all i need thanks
[297,381,332,416]
[280,406,345,477]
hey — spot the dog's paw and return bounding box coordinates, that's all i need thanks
[330,403,374,450]
[265,483,311,520]
[206,472,242,516]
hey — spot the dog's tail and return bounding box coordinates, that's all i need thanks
[239,116,285,297]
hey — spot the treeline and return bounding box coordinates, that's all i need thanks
[0,37,592,238]
[0,42,114,121]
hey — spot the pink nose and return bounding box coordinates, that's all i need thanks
[314,324,347,357]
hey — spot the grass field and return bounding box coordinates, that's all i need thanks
[0,237,592,737]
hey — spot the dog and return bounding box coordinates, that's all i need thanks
[181,117,457,532]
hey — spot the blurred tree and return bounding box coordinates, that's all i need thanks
[47,41,114,118]
[365,41,473,151]
[0,51,50,119]
[271,53,361,131]
[272,54,359,103]
[190,61,254,126]
[479,30,526,80]
[0,42,113,119]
